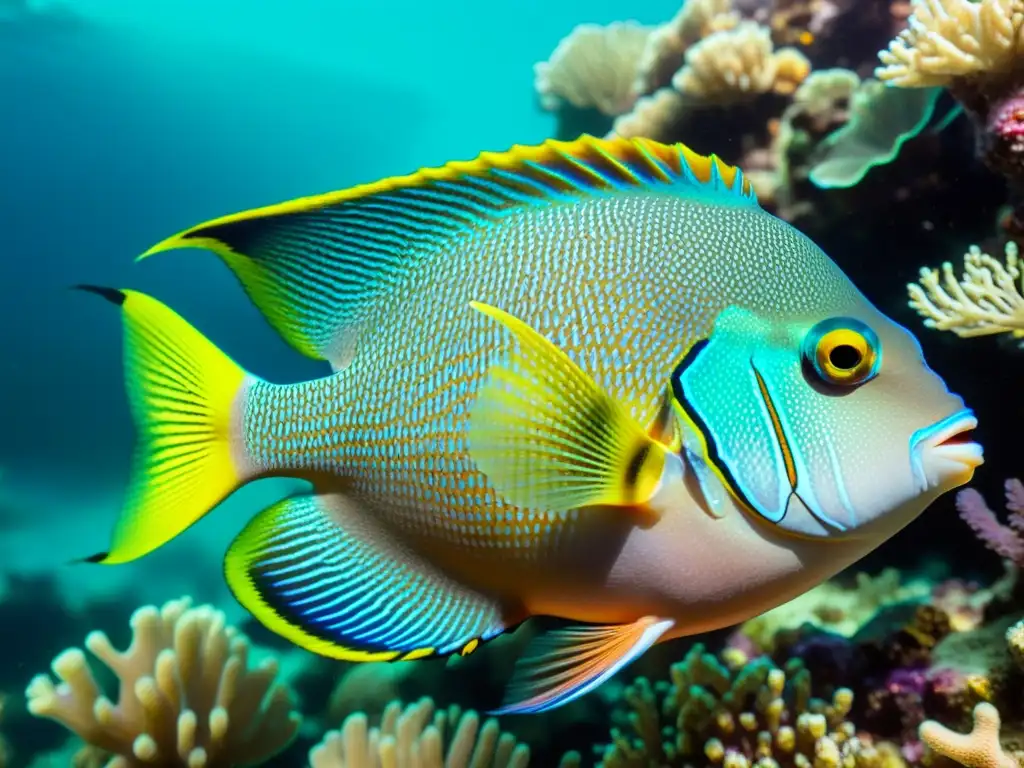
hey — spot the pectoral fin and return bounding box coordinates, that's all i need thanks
[491,617,675,715]
[468,301,678,517]
[224,492,509,662]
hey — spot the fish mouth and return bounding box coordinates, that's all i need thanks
[910,409,983,492]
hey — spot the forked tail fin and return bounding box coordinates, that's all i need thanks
[76,286,252,565]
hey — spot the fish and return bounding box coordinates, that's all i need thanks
[76,134,983,715]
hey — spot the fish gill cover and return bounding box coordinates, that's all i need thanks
[1,0,1024,766]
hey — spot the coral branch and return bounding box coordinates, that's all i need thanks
[955,481,1024,565]
[907,241,1024,337]
[25,596,300,768]
[919,703,1019,768]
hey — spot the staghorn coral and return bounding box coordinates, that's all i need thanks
[672,21,811,102]
[588,643,903,768]
[308,697,529,768]
[920,703,1021,768]
[908,241,1024,340]
[25,596,300,768]
[534,21,652,118]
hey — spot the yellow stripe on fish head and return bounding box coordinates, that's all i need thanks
[672,305,983,539]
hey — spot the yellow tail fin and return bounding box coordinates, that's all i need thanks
[77,286,248,565]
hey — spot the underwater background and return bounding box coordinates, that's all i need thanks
[3,0,1024,765]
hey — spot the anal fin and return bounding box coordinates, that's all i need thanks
[224,492,508,662]
[491,616,674,715]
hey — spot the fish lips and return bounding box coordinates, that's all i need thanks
[909,408,983,493]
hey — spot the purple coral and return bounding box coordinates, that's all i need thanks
[955,479,1024,565]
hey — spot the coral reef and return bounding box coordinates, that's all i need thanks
[876,0,1024,221]
[309,697,530,768]
[584,643,903,767]
[25,596,300,767]
[671,21,811,102]
[738,569,930,652]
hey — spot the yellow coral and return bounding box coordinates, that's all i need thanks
[876,0,1024,87]
[907,241,1024,338]
[309,697,530,768]
[920,703,1019,768]
[25,596,300,768]
[592,647,902,768]
[534,21,652,116]
[672,21,811,102]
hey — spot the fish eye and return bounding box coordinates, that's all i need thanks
[802,318,880,386]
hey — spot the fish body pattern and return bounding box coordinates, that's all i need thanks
[79,136,982,714]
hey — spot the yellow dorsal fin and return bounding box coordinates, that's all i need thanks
[135,136,758,369]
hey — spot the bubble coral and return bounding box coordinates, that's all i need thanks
[588,643,902,768]
[672,21,811,102]
[25,596,300,768]
[907,241,1024,341]
[308,697,530,768]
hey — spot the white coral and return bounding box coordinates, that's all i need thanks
[534,21,652,116]
[25,596,300,768]
[907,241,1024,337]
[672,21,811,101]
[309,698,529,768]
[633,0,740,94]
[876,0,1024,87]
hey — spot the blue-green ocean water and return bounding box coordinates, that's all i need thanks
[0,0,680,612]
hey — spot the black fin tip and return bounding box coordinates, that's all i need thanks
[73,284,127,306]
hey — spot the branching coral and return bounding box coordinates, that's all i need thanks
[956,479,1024,565]
[588,644,902,768]
[309,697,529,768]
[919,703,1020,768]
[672,21,811,102]
[25,596,300,767]
[907,241,1024,339]
[876,0,1024,88]
[876,0,1024,219]
[534,21,652,118]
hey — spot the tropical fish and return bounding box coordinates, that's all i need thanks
[77,135,983,715]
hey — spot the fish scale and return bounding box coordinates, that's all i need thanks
[77,135,979,715]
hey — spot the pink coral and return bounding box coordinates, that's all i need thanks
[955,479,1024,564]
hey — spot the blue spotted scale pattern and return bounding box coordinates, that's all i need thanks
[238,186,861,585]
